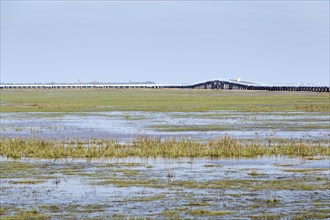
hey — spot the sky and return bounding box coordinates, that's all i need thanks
[1,1,329,85]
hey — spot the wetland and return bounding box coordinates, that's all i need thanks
[1,156,329,219]
[0,89,329,219]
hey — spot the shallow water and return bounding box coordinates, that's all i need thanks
[1,156,329,219]
[1,111,329,142]
[1,110,329,218]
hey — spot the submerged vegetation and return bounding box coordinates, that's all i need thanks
[0,137,329,159]
[151,124,227,132]
[1,209,48,220]
[1,157,329,219]
[172,178,330,191]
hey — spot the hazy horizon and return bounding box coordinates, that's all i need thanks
[1,1,329,85]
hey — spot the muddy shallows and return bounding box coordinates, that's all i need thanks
[1,156,329,219]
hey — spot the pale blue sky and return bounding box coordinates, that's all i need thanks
[1,1,329,84]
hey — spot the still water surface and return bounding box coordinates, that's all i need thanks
[1,111,329,141]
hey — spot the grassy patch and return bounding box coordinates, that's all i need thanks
[265,198,281,206]
[77,204,107,213]
[39,204,108,214]
[1,209,48,220]
[92,178,162,188]
[187,209,232,216]
[1,137,329,159]
[0,207,9,216]
[151,124,226,132]
[113,169,140,176]
[272,163,299,167]
[250,213,282,220]
[173,178,329,191]
[282,168,329,173]
[204,164,223,168]
[9,179,45,185]
[1,89,329,113]
[293,212,330,219]
[130,195,164,202]
[161,209,180,218]
[0,162,38,178]
[122,114,145,120]
[119,162,143,167]
[186,202,212,207]
[39,205,62,213]
[247,170,264,176]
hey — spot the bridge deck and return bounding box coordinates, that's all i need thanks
[0,80,328,92]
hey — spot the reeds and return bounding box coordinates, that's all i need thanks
[0,137,328,159]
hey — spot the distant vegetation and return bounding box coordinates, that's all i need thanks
[1,89,328,113]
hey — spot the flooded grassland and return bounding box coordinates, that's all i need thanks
[1,110,329,142]
[0,89,329,219]
[1,156,329,219]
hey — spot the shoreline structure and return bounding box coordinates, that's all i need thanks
[1,79,329,92]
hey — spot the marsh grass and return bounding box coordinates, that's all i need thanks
[0,207,8,216]
[265,198,281,206]
[173,178,329,191]
[186,202,212,207]
[130,195,164,202]
[247,170,264,176]
[122,114,145,120]
[151,124,227,132]
[204,164,223,168]
[8,179,45,185]
[39,205,61,213]
[39,204,108,215]
[1,137,329,159]
[293,212,330,220]
[161,209,180,218]
[250,213,282,220]
[0,162,37,178]
[282,168,329,173]
[1,89,329,113]
[272,163,299,167]
[113,169,140,176]
[76,204,107,213]
[187,209,232,216]
[152,123,330,132]
[1,209,48,220]
[92,178,160,188]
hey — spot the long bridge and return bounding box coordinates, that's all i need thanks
[0,80,329,92]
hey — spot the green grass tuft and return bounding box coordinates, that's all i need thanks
[1,137,329,159]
